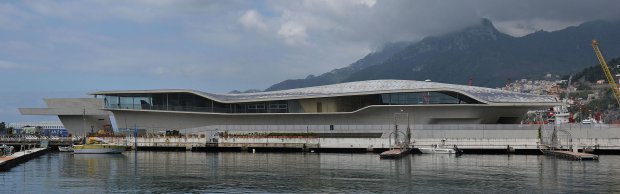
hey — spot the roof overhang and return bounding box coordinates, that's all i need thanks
[89,80,560,105]
[19,108,109,116]
[100,103,562,116]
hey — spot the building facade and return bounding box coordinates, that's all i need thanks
[7,121,68,136]
[19,80,562,135]
[88,80,561,134]
[19,98,112,135]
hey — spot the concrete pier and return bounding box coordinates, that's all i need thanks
[543,150,599,160]
[91,136,555,154]
[0,147,49,171]
[86,123,620,154]
[380,149,411,159]
[0,124,611,154]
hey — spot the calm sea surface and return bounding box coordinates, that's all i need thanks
[1,151,619,193]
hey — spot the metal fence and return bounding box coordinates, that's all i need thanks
[0,135,79,143]
[115,123,620,140]
[173,124,546,135]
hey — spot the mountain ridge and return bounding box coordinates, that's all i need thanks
[266,19,620,91]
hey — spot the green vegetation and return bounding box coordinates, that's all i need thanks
[576,84,592,91]
[0,122,5,134]
[0,122,14,135]
[569,58,620,82]
[588,98,612,111]
[568,57,620,112]
[570,65,604,82]
[165,130,180,136]
[570,90,593,100]
[555,57,620,123]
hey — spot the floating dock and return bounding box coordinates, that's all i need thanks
[543,150,599,161]
[0,147,49,171]
[379,149,410,159]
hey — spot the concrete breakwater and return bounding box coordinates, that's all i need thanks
[101,124,620,154]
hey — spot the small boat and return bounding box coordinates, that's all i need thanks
[551,105,570,125]
[58,146,73,152]
[418,139,462,154]
[73,137,127,154]
[418,145,459,154]
[581,118,593,124]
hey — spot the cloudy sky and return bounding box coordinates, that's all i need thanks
[1,0,619,122]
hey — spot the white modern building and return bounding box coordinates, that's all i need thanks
[19,98,112,135]
[7,121,68,136]
[21,80,562,136]
[8,121,64,130]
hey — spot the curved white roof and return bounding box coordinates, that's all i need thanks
[91,80,559,104]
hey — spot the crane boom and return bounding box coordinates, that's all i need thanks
[592,39,620,106]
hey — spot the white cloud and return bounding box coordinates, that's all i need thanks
[0,60,42,71]
[358,0,376,8]
[494,19,584,37]
[238,9,268,31]
[0,3,31,30]
[277,21,309,46]
[23,0,229,23]
[0,60,20,69]
[2,0,620,89]
[46,28,115,48]
[5,41,32,50]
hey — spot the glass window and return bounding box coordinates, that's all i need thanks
[381,94,390,104]
[151,94,166,108]
[104,95,119,108]
[119,96,134,109]
[104,91,477,113]
[134,96,151,110]
[168,93,180,107]
[377,92,477,105]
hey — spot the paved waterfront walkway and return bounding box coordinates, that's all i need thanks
[545,150,599,160]
[0,148,48,166]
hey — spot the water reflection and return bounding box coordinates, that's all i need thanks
[1,152,619,193]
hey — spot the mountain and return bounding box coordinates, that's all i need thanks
[570,57,620,83]
[229,89,263,94]
[266,19,620,90]
[266,42,409,91]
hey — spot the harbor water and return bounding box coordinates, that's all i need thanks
[1,152,619,193]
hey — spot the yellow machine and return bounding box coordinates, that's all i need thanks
[592,40,620,106]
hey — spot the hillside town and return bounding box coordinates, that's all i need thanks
[502,72,620,124]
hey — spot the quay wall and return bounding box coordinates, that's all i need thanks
[99,124,620,152]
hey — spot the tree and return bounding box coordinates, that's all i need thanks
[0,122,5,134]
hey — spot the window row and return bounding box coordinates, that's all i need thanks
[103,91,480,113]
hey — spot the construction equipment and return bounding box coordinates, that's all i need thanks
[592,39,620,106]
